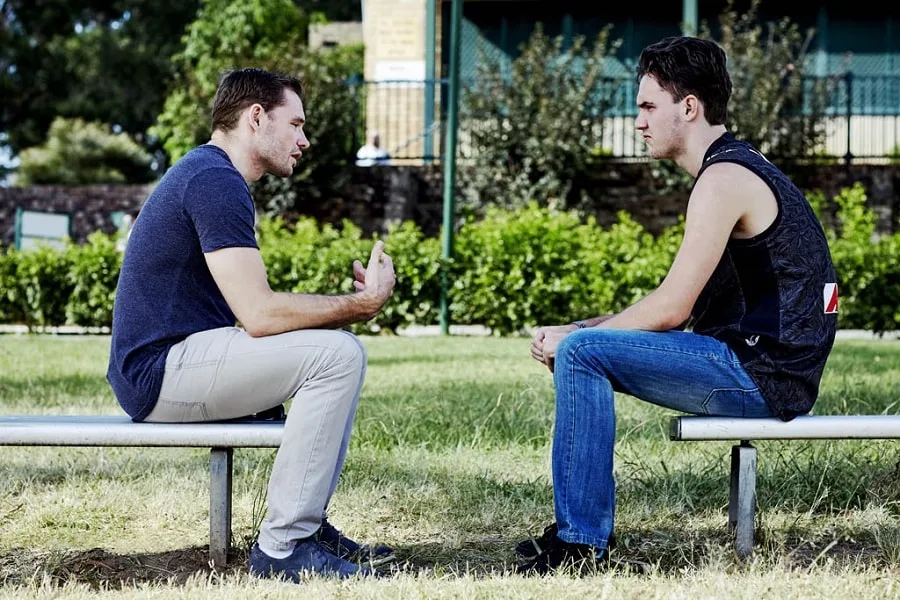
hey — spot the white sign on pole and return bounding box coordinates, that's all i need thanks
[374,60,426,86]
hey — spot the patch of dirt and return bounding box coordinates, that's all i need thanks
[0,546,250,589]
[775,534,884,569]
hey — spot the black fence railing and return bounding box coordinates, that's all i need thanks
[348,73,900,163]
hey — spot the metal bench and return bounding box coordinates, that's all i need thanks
[0,414,285,567]
[670,415,900,559]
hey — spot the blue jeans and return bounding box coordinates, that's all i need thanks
[551,328,773,549]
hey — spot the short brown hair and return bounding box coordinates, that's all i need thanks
[636,36,732,126]
[211,68,304,133]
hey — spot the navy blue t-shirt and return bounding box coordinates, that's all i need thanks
[107,145,258,421]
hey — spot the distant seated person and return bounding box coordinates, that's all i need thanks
[355,131,391,167]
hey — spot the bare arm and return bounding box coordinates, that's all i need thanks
[533,163,761,369]
[205,241,395,337]
[594,163,750,331]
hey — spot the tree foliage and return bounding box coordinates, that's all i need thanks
[458,25,622,212]
[152,0,363,214]
[652,0,837,193]
[16,117,154,185]
[250,44,365,215]
[151,0,310,163]
[702,0,833,159]
[0,0,200,156]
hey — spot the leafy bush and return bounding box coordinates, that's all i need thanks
[66,233,123,327]
[821,182,898,333]
[258,216,441,334]
[13,245,74,328]
[251,44,364,215]
[0,188,897,335]
[448,205,684,335]
[371,220,441,333]
[448,204,592,334]
[577,211,682,317]
[0,249,23,324]
[702,0,833,161]
[151,0,310,163]
[458,24,621,212]
[151,0,363,215]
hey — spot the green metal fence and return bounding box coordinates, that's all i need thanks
[349,72,900,163]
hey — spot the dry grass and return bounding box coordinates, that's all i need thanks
[2,335,900,598]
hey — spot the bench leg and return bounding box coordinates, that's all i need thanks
[210,447,234,568]
[728,441,757,560]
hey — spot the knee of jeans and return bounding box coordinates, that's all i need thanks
[555,330,587,367]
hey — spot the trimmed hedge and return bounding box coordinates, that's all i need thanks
[1,185,897,335]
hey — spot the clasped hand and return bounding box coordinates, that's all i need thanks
[530,324,578,372]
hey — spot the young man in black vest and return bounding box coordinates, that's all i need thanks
[518,36,838,575]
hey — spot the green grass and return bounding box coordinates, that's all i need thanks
[1,335,900,598]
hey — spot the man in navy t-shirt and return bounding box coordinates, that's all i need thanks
[107,68,396,581]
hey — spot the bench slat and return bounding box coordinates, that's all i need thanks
[671,415,900,441]
[0,415,283,447]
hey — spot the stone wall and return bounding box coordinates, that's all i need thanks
[295,162,900,238]
[790,164,900,234]
[0,184,153,247]
[1,163,897,249]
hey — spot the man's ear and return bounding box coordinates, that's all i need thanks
[683,95,700,122]
[248,104,264,130]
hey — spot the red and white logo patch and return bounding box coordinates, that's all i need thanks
[823,283,839,314]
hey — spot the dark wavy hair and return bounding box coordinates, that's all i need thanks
[211,68,304,133]
[636,36,732,126]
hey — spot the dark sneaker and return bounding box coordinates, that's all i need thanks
[315,519,396,567]
[515,532,610,576]
[515,522,615,561]
[249,539,376,582]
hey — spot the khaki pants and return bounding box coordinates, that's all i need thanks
[145,326,366,553]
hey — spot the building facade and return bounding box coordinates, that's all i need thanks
[360,1,900,160]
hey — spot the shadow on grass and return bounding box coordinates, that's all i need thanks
[0,529,885,590]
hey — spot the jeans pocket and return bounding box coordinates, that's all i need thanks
[702,388,772,418]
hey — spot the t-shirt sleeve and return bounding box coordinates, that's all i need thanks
[183,167,259,253]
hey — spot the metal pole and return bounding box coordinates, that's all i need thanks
[424,0,436,163]
[844,71,854,166]
[440,0,462,335]
[209,448,233,568]
[682,0,698,36]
